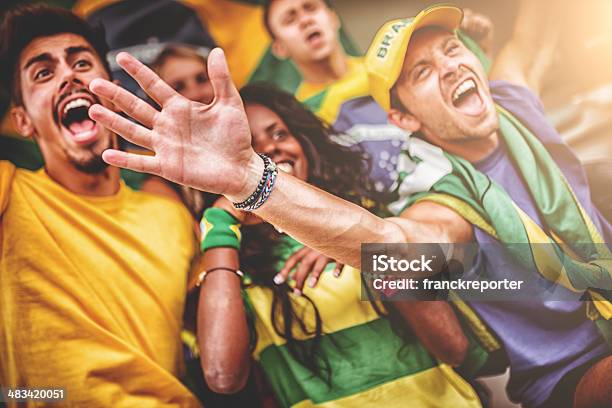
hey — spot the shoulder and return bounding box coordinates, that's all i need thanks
[489,80,545,115]
[490,80,565,146]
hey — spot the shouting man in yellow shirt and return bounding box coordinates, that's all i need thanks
[0,5,201,407]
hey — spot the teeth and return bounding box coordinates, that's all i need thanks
[277,162,293,173]
[452,79,476,102]
[63,98,92,115]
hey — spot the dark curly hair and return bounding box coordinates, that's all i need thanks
[238,83,373,383]
[240,83,370,204]
[0,4,111,106]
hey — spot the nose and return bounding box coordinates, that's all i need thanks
[298,11,314,30]
[440,56,461,82]
[58,61,83,93]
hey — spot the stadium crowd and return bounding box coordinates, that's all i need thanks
[0,1,610,407]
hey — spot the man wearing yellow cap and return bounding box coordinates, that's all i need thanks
[365,5,612,408]
[86,4,612,408]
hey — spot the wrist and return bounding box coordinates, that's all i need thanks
[227,153,265,203]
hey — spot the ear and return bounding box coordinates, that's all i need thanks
[329,9,341,31]
[388,108,421,133]
[10,105,35,138]
[271,39,289,60]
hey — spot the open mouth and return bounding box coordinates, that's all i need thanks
[58,95,99,145]
[305,30,324,47]
[451,78,484,116]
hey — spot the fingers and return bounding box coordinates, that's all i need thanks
[334,262,345,278]
[89,78,157,128]
[306,257,329,289]
[207,48,241,107]
[115,52,179,107]
[293,251,322,295]
[275,246,308,285]
[102,149,160,175]
[89,104,152,150]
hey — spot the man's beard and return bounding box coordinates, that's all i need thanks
[66,139,112,174]
[72,154,109,174]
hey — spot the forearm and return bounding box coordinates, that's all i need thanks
[250,172,408,268]
[228,163,471,269]
[393,301,468,366]
[197,247,251,394]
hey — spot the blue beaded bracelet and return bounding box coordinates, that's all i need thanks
[233,154,278,211]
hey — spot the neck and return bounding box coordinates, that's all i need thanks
[433,131,499,163]
[295,47,348,84]
[45,163,121,196]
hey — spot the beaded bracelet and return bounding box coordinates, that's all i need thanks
[233,154,271,209]
[247,166,278,211]
[196,267,244,287]
[233,153,278,211]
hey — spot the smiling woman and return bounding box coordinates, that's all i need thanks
[240,83,371,204]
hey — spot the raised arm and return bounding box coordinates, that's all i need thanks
[88,49,472,268]
[250,173,472,267]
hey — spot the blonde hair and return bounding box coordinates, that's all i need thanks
[151,44,207,73]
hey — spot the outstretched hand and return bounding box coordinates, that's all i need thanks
[88,48,261,201]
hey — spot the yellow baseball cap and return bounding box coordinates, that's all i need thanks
[365,4,463,111]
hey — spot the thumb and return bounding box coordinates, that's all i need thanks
[208,47,241,106]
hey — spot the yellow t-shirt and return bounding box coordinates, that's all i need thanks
[294,57,366,107]
[0,161,201,407]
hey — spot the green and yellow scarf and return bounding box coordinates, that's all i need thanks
[395,106,612,344]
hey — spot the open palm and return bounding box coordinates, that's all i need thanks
[89,48,257,198]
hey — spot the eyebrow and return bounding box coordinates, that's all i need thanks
[24,53,52,70]
[408,58,428,77]
[264,122,278,134]
[65,45,94,58]
[281,8,297,21]
[23,45,95,71]
[408,35,458,75]
[441,36,457,50]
